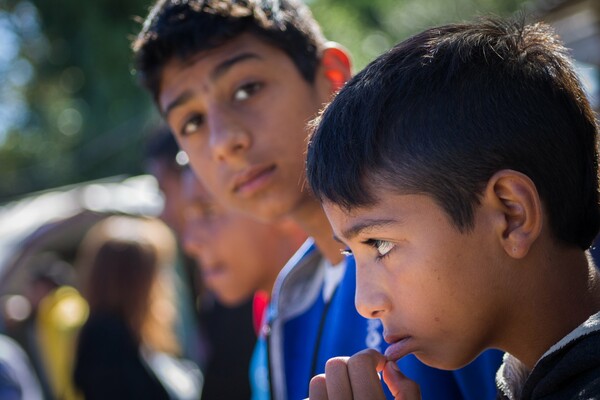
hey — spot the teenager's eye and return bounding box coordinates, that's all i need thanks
[233,82,263,102]
[365,239,395,259]
[180,114,204,137]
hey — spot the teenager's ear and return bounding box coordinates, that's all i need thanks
[483,170,543,259]
[318,42,352,95]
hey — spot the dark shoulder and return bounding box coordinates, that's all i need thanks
[79,312,130,337]
[524,331,600,399]
[76,312,138,358]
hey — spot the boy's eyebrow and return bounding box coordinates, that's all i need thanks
[162,52,262,118]
[341,219,397,240]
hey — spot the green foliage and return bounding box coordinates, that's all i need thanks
[0,0,528,202]
[311,0,529,70]
[0,0,159,201]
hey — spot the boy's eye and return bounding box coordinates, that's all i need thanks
[181,114,204,137]
[233,81,263,101]
[340,248,353,256]
[364,239,395,258]
[183,206,201,221]
[375,240,394,257]
[200,205,219,220]
[185,204,219,222]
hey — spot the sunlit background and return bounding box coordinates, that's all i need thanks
[0,0,598,202]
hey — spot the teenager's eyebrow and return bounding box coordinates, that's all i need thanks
[341,219,397,240]
[162,52,262,118]
[163,90,194,118]
[210,52,262,81]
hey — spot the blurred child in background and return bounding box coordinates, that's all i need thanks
[180,167,306,399]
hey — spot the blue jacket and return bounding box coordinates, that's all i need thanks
[250,239,503,400]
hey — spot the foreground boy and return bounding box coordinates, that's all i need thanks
[132,1,502,398]
[306,17,600,399]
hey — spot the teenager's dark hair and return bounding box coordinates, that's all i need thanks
[307,17,600,249]
[132,0,326,102]
[144,125,181,170]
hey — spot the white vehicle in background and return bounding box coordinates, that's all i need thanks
[0,175,200,400]
[0,174,162,297]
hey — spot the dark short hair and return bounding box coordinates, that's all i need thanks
[132,0,326,102]
[307,17,600,249]
[144,125,180,170]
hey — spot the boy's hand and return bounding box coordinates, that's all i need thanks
[308,349,421,400]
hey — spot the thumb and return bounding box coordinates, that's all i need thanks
[382,361,421,400]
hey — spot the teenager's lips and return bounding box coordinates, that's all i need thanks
[384,333,413,362]
[231,164,277,197]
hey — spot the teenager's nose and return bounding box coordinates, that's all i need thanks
[355,263,389,319]
[207,107,251,162]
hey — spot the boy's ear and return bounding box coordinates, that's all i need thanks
[318,42,352,95]
[484,170,543,259]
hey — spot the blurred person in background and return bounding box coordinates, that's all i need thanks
[4,253,86,400]
[146,128,303,400]
[145,126,206,364]
[146,126,190,238]
[73,215,201,400]
[180,167,306,400]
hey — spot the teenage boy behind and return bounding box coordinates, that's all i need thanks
[132,1,502,399]
[306,17,600,400]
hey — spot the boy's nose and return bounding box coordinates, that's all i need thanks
[182,231,219,267]
[182,225,208,258]
[207,109,251,162]
[182,230,201,258]
[355,264,389,319]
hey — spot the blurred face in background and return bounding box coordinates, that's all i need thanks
[148,159,186,237]
[180,168,306,306]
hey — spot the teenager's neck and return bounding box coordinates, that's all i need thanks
[290,199,344,265]
[502,248,600,370]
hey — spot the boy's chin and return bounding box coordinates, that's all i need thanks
[413,351,478,371]
[215,291,252,308]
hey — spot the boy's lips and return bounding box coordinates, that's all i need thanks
[384,334,412,362]
[232,164,277,197]
[201,264,227,284]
